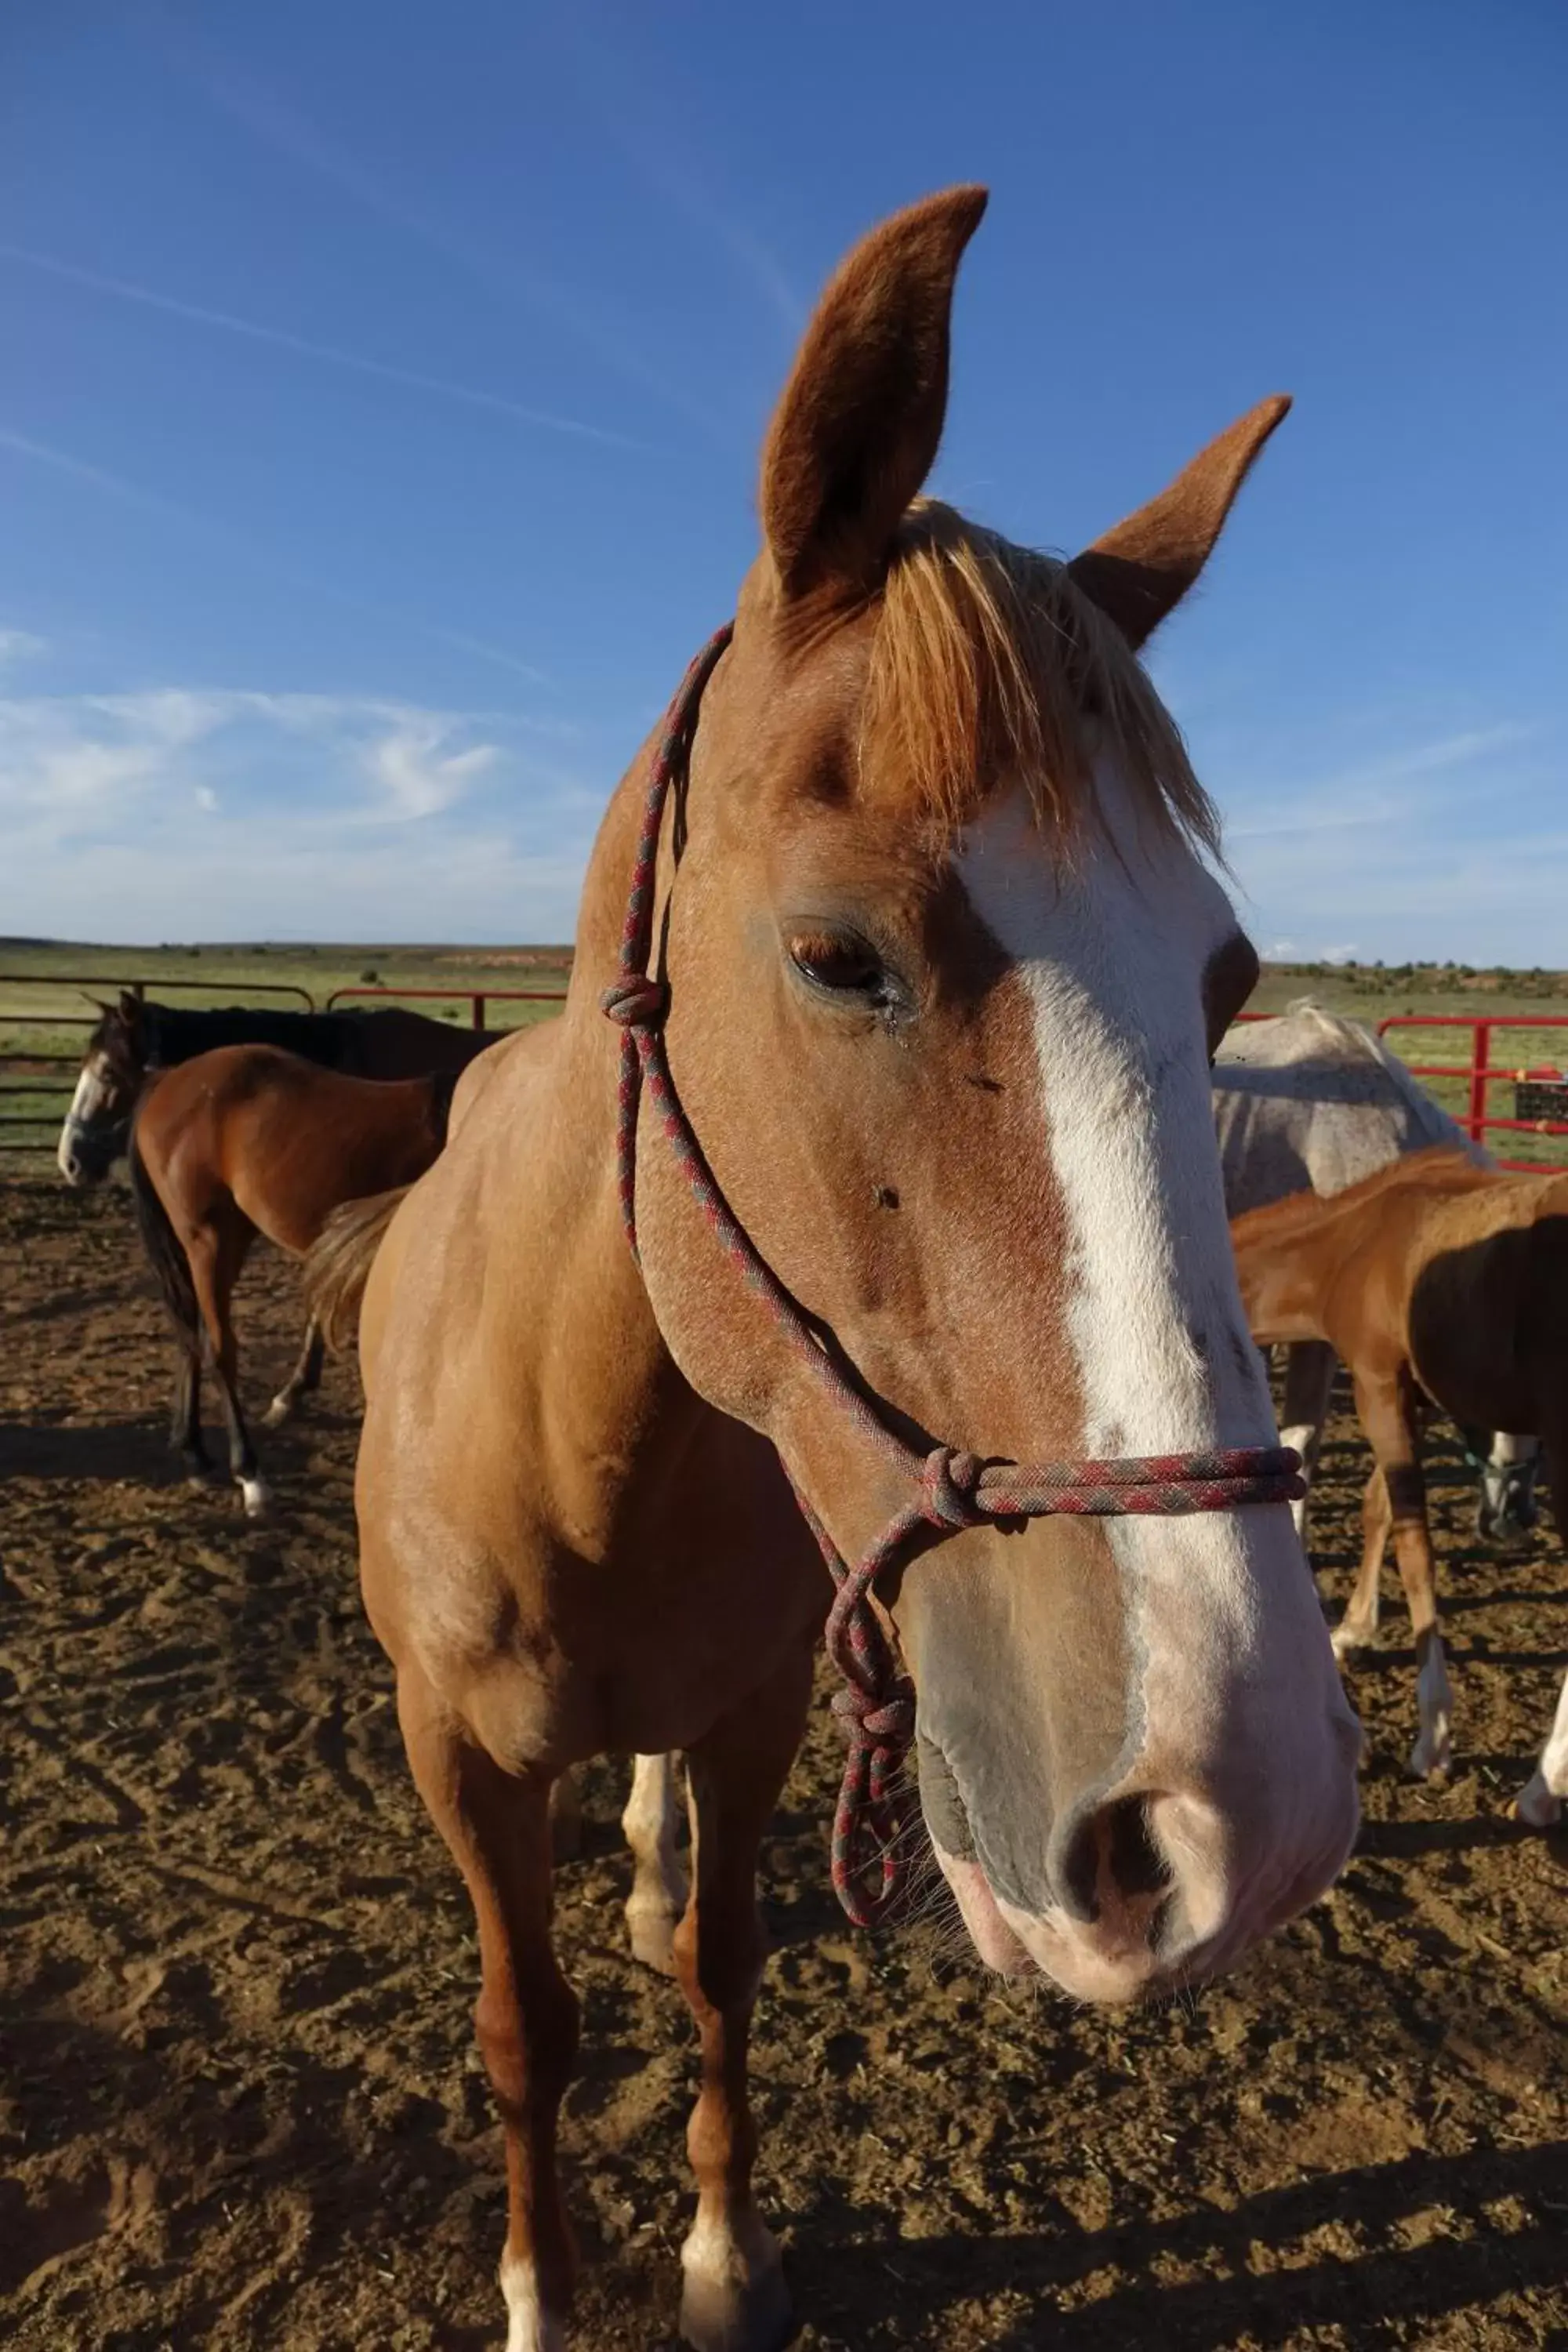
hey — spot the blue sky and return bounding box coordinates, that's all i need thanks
[2,1,1564,956]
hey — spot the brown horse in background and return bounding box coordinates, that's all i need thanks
[129,1043,465,1513]
[60,988,503,1185]
[310,188,1358,2352]
[1230,1145,1568,1802]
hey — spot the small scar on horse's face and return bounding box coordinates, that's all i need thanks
[965,1073,1004,1093]
[874,1185,901,1210]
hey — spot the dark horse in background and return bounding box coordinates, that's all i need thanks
[57,989,505,1185]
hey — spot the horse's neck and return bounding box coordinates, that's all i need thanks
[495,743,713,1479]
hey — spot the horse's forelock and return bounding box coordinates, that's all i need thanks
[856,500,1219,858]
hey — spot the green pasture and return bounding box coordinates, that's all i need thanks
[2,944,1566,1172]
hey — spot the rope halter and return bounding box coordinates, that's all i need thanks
[603,623,1302,1928]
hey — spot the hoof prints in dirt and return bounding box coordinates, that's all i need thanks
[2,1179,1566,2350]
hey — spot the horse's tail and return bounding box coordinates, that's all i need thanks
[127,1118,200,1356]
[305,1186,409,1355]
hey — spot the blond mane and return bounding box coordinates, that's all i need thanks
[862,499,1218,851]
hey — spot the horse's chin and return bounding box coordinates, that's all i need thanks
[930,1844,1033,1976]
[931,1840,1200,2006]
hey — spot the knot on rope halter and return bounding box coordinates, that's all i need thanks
[601,976,670,1030]
[831,1680,916,1748]
[920,1446,987,1530]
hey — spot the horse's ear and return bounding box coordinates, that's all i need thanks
[760,186,988,605]
[118,989,143,1029]
[1067,396,1292,651]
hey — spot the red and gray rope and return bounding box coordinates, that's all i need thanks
[603,622,1303,1929]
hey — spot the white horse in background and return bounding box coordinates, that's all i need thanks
[1214,1004,1541,1548]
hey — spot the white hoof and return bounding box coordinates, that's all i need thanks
[1410,1720,1452,1779]
[260,1394,294,1429]
[680,2211,791,2352]
[1512,1773,1563,1831]
[1331,1619,1373,1661]
[501,2251,568,2352]
[239,1475,272,1519]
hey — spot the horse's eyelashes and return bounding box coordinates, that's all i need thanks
[786,931,887,998]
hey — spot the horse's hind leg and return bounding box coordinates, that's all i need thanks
[185,1218,266,1516]
[1356,1367,1452,1777]
[673,1639,813,2352]
[1334,1465,1392,1658]
[623,1751,687,1975]
[263,1314,325,1428]
[398,1663,578,2352]
[169,1337,210,1482]
[1279,1340,1337,1552]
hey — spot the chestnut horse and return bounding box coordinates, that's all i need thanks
[1213,1002,1540,1545]
[318,190,1359,2350]
[1230,1145,1568,1796]
[129,1043,461,1514]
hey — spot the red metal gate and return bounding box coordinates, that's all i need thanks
[1231,1008,1568,1172]
[1373,1014,1568,1170]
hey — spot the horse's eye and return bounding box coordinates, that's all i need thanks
[787,931,886,996]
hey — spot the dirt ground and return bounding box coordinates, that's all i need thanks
[2,1178,1566,2352]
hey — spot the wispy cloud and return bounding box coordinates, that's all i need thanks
[0,423,546,684]
[365,724,499,820]
[0,686,508,827]
[153,22,734,445]
[0,243,639,450]
[0,680,599,938]
[543,5,804,336]
[1218,717,1565,963]
[1226,724,1537,842]
[0,627,48,666]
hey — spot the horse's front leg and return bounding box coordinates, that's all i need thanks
[263,1313,325,1428]
[1355,1367,1452,1777]
[398,1663,578,2352]
[673,1639,813,2352]
[1477,1430,1541,1548]
[1515,1664,1568,1828]
[1514,1413,1566,1826]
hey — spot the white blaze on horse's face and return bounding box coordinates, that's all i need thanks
[57,1051,122,1185]
[932,770,1361,2000]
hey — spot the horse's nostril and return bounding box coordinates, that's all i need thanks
[1104,1797,1167,1900]
[1051,1795,1169,1925]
